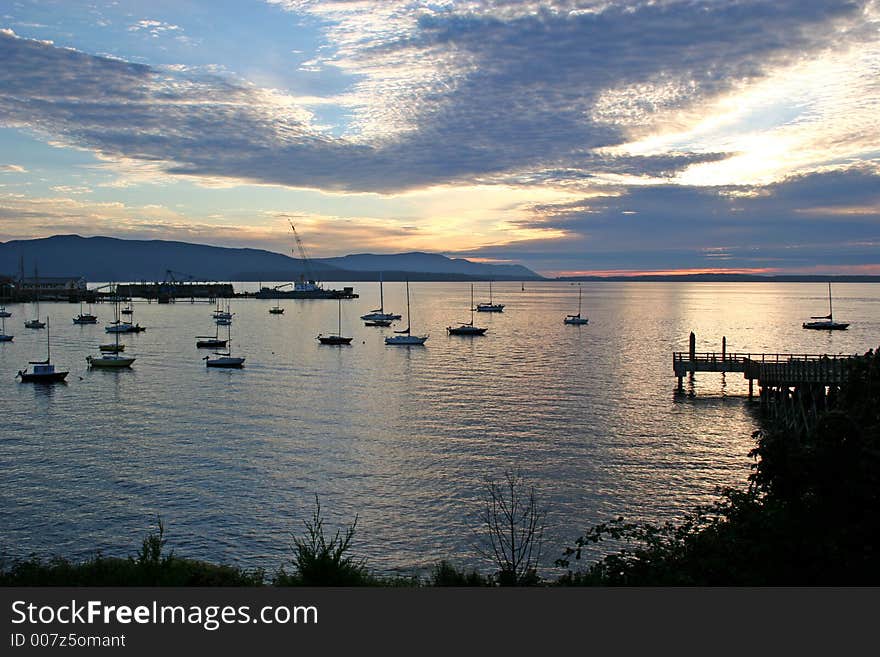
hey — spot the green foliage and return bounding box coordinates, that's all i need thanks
[430,560,491,586]
[274,495,370,586]
[0,518,264,586]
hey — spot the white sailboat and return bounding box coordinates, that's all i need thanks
[25,267,46,329]
[803,282,849,330]
[361,273,401,322]
[317,297,353,345]
[205,319,245,367]
[447,284,488,335]
[563,284,589,325]
[385,281,428,345]
[0,312,13,342]
[475,281,504,312]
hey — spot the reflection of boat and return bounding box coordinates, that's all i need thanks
[361,274,401,322]
[475,281,504,312]
[365,319,391,327]
[385,281,428,345]
[16,318,68,383]
[447,284,488,335]
[205,320,245,368]
[99,343,125,353]
[803,282,849,330]
[563,284,589,325]
[317,297,353,345]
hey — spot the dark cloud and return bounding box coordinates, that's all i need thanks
[458,167,880,272]
[1,1,872,192]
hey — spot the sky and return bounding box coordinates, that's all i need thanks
[0,0,878,277]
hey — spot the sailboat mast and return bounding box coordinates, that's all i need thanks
[379,273,384,312]
[470,284,474,324]
[338,297,342,335]
[405,280,411,334]
[828,282,833,320]
[46,317,50,362]
[578,284,582,315]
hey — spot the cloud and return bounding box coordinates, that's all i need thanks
[456,166,880,274]
[0,164,27,173]
[3,1,875,194]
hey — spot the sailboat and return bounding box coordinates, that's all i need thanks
[25,267,46,329]
[317,297,353,345]
[105,284,134,333]
[0,312,13,342]
[447,284,488,335]
[89,294,135,367]
[564,284,589,325]
[269,304,284,314]
[385,281,428,345]
[215,301,234,325]
[205,320,245,368]
[196,320,228,349]
[361,273,401,322]
[803,282,849,330]
[73,300,99,324]
[475,281,504,312]
[16,318,68,382]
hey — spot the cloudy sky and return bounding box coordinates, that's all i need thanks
[0,0,877,276]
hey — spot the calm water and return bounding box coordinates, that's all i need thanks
[1,282,878,576]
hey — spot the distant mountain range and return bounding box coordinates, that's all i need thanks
[0,235,542,282]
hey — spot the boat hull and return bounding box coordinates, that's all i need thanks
[385,335,428,345]
[803,321,849,330]
[447,326,487,335]
[99,344,125,352]
[25,320,46,329]
[0,334,13,342]
[18,371,68,383]
[87,355,135,368]
[475,304,504,313]
[364,320,392,327]
[206,357,245,368]
[196,339,228,348]
[564,316,589,325]
[317,335,353,345]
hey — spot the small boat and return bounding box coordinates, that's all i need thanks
[447,284,488,335]
[105,321,134,333]
[385,281,428,345]
[475,281,504,312]
[73,301,99,324]
[361,273,402,322]
[269,305,285,314]
[564,284,589,325]
[803,282,849,330]
[16,318,68,383]
[317,297,353,345]
[120,305,133,315]
[25,266,47,328]
[0,313,12,342]
[212,300,233,320]
[87,352,135,368]
[0,307,11,318]
[205,321,244,368]
[196,322,228,349]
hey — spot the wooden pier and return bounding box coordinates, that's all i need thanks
[673,333,856,398]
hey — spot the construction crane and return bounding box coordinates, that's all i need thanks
[284,216,316,284]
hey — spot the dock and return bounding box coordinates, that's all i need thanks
[673,333,856,398]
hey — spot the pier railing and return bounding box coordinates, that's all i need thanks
[673,351,855,386]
